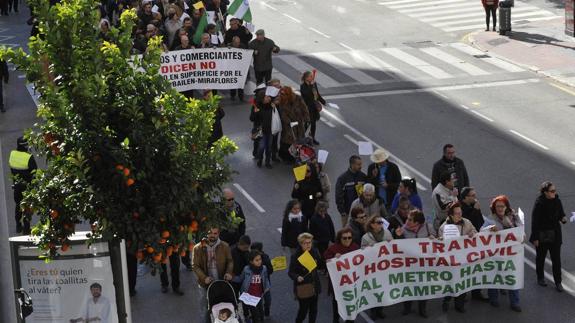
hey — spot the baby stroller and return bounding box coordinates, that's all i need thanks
[207,280,243,323]
[288,136,316,164]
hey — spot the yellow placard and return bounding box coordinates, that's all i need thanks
[297,250,317,273]
[193,1,204,9]
[293,164,307,182]
[355,183,364,196]
[271,256,287,271]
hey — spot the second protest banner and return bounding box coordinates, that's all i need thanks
[327,227,525,320]
[160,48,253,91]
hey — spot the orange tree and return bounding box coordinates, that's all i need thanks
[0,0,237,262]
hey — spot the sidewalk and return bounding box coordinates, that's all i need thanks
[467,16,575,88]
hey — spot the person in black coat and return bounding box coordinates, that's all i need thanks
[253,95,280,168]
[0,59,8,113]
[281,200,308,254]
[309,201,335,270]
[231,235,251,294]
[367,148,401,211]
[224,18,253,47]
[431,144,470,194]
[292,164,324,227]
[249,86,266,158]
[529,181,568,292]
[204,90,225,147]
[300,71,325,145]
[219,188,246,247]
[288,233,323,323]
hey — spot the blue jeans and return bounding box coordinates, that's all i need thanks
[258,133,278,162]
[488,289,519,306]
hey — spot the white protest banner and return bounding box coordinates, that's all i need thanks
[327,227,525,320]
[160,48,253,90]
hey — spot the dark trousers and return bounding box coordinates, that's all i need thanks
[444,294,465,309]
[230,88,244,99]
[315,241,329,270]
[0,0,8,15]
[126,248,137,293]
[296,295,318,323]
[253,137,261,157]
[160,253,180,289]
[332,294,353,323]
[255,69,272,85]
[8,0,17,12]
[485,5,497,28]
[258,133,278,163]
[279,142,295,163]
[0,81,4,109]
[263,290,271,316]
[247,301,265,323]
[536,243,562,284]
[13,187,30,234]
[404,300,426,313]
[181,250,191,268]
[309,120,317,139]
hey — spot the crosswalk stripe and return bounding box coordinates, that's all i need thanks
[516,15,562,22]
[349,50,404,77]
[420,6,538,22]
[420,47,489,76]
[278,55,341,88]
[450,43,524,72]
[400,1,480,13]
[409,6,484,17]
[388,0,464,9]
[380,0,423,5]
[272,68,300,89]
[432,10,555,26]
[381,48,453,79]
[443,23,492,32]
[311,52,380,85]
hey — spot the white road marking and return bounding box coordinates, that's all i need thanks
[17,75,26,79]
[323,79,540,101]
[470,110,494,122]
[271,68,299,89]
[343,134,358,145]
[320,117,336,128]
[350,51,403,77]
[260,2,278,11]
[433,90,449,99]
[410,5,479,17]
[308,27,331,38]
[312,52,379,85]
[381,48,452,79]
[389,0,465,9]
[278,55,341,88]
[432,11,556,26]
[420,47,489,76]
[525,245,575,291]
[282,13,302,23]
[450,43,525,72]
[524,257,575,296]
[401,2,479,13]
[460,104,470,110]
[233,183,266,213]
[571,161,575,166]
[509,130,549,150]
[421,6,538,22]
[516,16,562,22]
[339,42,354,50]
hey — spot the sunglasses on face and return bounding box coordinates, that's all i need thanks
[547,189,557,193]
[341,236,353,240]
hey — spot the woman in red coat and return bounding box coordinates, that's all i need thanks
[324,228,359,323]
[482,0,499,31]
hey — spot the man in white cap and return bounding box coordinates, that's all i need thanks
[367,148,401,211]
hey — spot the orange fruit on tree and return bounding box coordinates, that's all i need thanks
[126,178,135,186]
[123,168,130,177]
[50,209,59,220]
[146,246,154,254]
[115,164,124,171]
[161,230,170,239]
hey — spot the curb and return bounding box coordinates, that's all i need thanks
[466,32,575,89]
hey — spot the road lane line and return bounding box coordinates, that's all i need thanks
[320,117,336,128]
[524,258,575,296]
[343,134,358,145]
[322,78,540,100]
[233,183,266,213]
[323,109,431,190]
[509,130,549,150]
[470,110,494,122]
[525,245,575,288]
[261,2,278,11]
[339,42,353,50]
[433,90,449,99]
[278,55,341,88]
[460,104,470,110]
[282,13,302,23]
[308,27,331,38]
[381,48,453,79]
[549,82,575,96]
[312,52,380,85]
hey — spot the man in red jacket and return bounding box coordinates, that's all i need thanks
[482,0,499,31]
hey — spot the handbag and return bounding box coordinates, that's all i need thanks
[250,127,263,140]
[539,229,556,244]
[296,283,315,299]
[314,101,323,113]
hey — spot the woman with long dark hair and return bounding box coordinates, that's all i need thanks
[300,71,325,145]
[390,177,422,213]
[281,200,308,255]
[530,181,567,292]
[292,163,324,227]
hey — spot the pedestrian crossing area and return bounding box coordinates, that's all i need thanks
[377,0,561,32]
[249,43,527,90]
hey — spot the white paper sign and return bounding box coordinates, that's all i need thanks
[207,11,217,24]
[480,224,496,232]
[328,103,340,109]
[357,141,373,156]
[265,86,280,97]
[217,32,224,44]
[210,34,219,45]
[239,292,261,306]
[151,4,159,13]
[442,224,460,240]
[317,150,329,164]
[245,22,255,33]
[570,212,575,223]
[517,207,525,226]
[290,121,299,127]
[382,218,390,230]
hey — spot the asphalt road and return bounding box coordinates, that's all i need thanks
[2,0,575,322]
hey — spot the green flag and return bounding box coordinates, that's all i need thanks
[193,12,209,45]
[228,0,252,22]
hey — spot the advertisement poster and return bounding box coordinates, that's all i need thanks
[14,240,118,323]
[327,227,525,320]
[159,48,253,91]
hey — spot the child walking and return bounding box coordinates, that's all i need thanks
[240,250,271,323]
